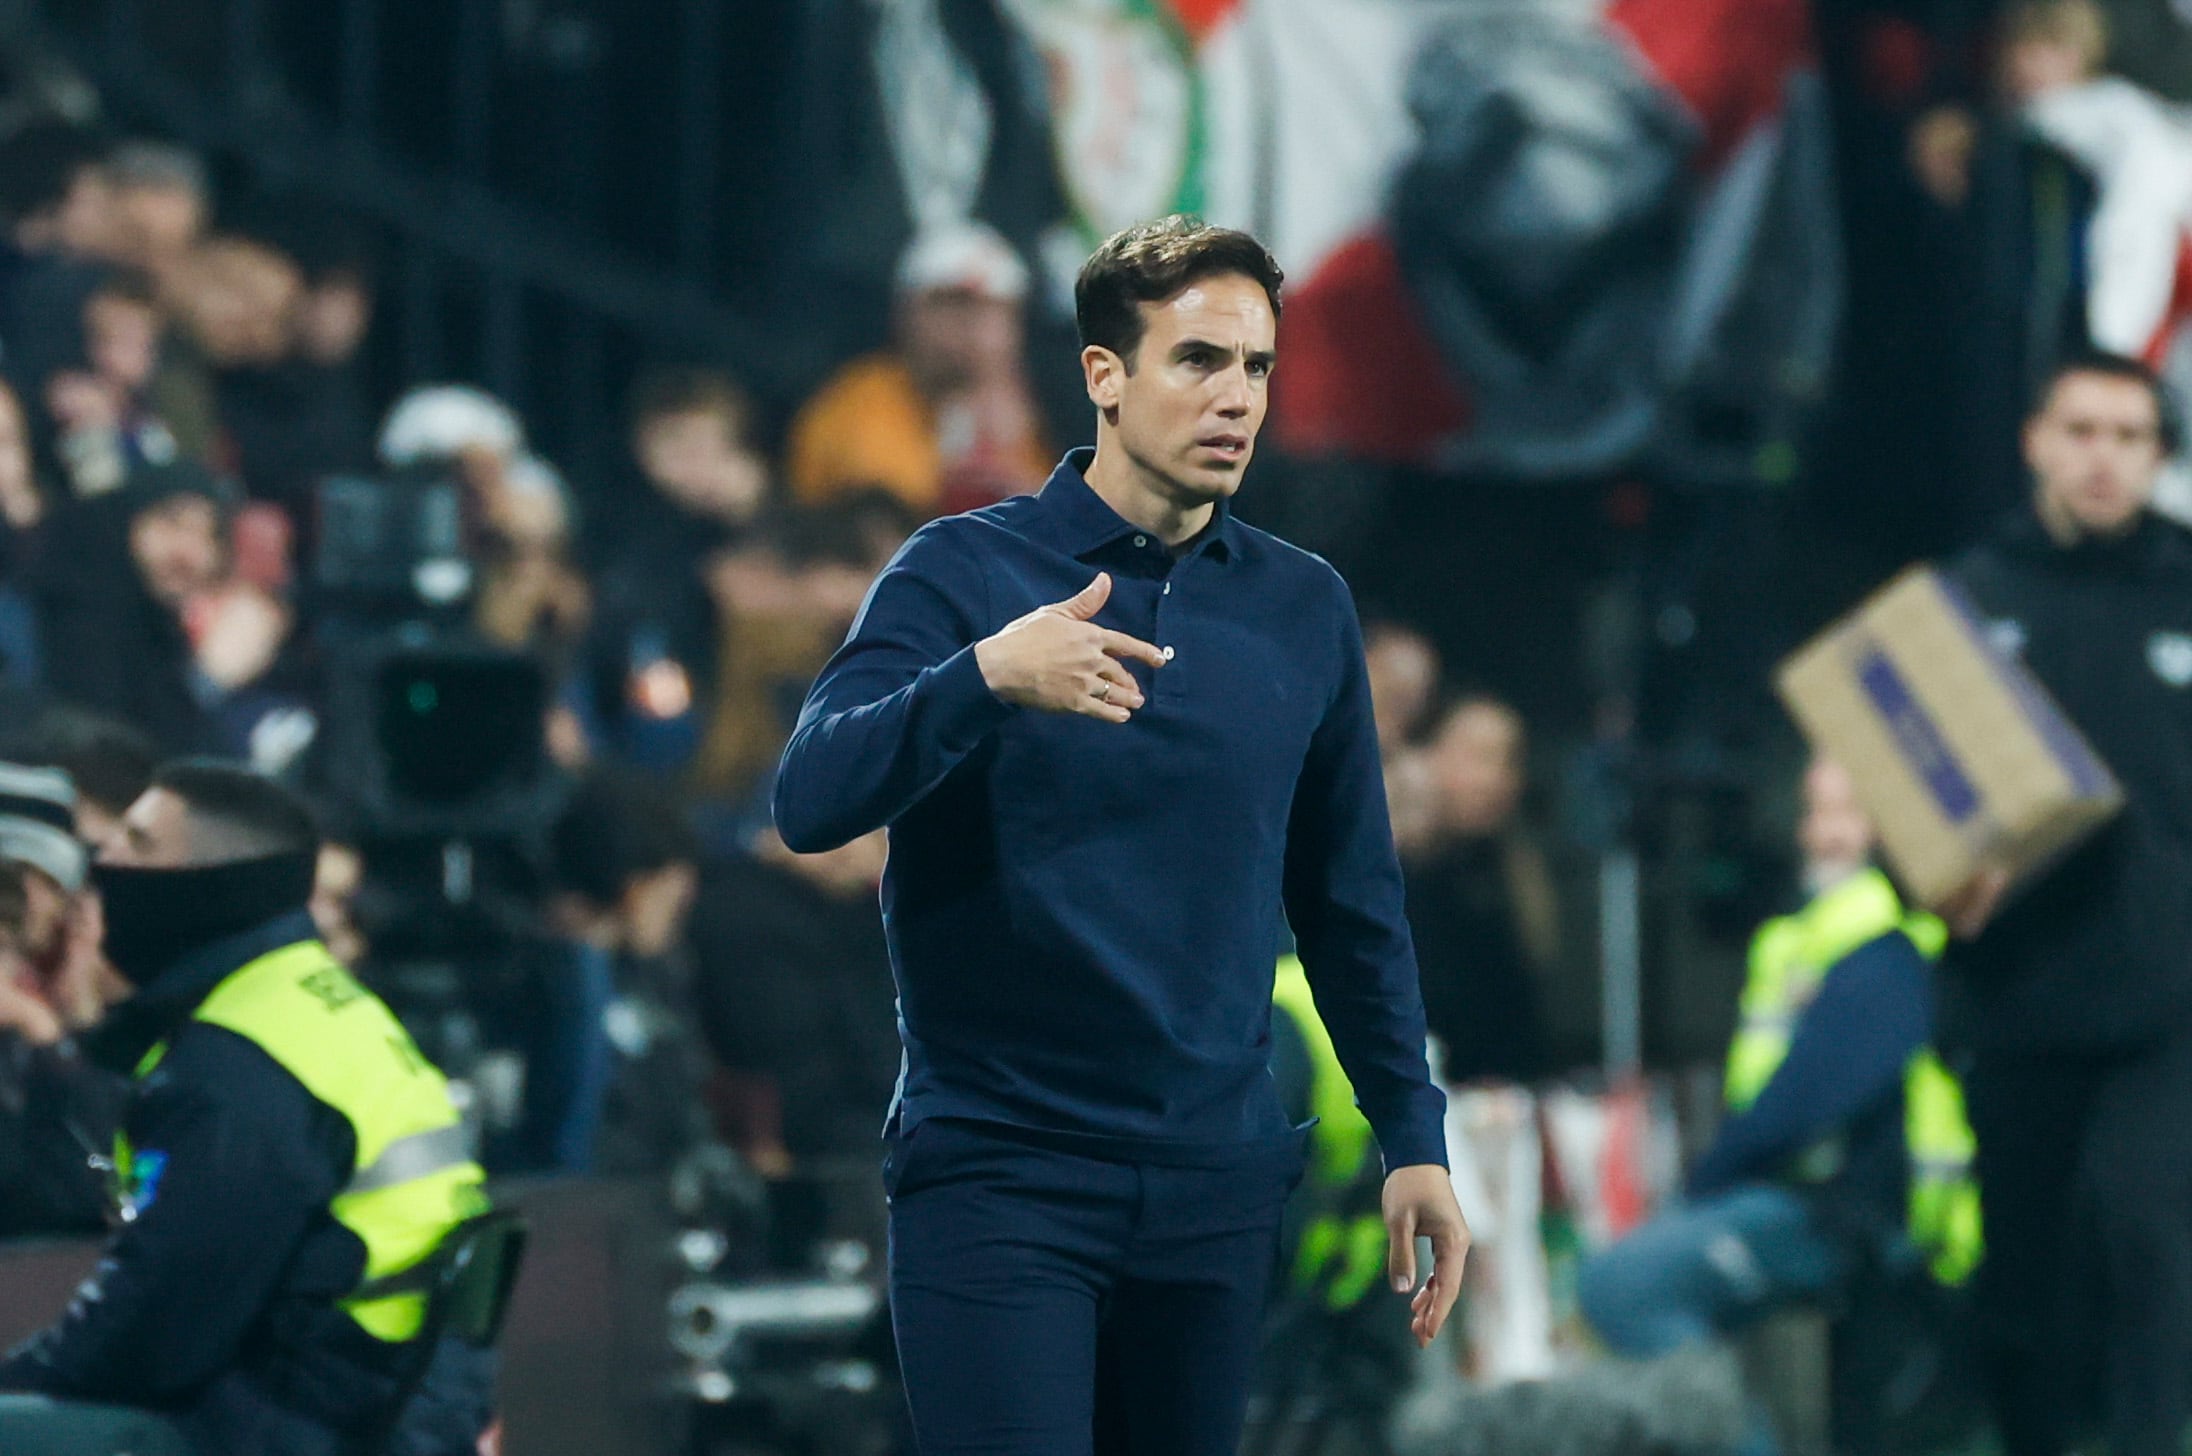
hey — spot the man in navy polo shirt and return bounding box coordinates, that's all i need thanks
[774,215,1468,1454]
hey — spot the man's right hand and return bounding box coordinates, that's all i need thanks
[1941,866,2012,940]
[975,573,1166,723]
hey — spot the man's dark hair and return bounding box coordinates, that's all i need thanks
[548,769,698,909]
[0,707,157,818]
[1075,215,1284,367]
[151,759,320,861]
[2036,350,2182,453]
[627,365,754,441]
[0,120,107,230]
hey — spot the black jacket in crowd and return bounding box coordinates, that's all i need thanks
[690,850,901,1162]
[29,492,221,756]
[0,1033,126,1240]
[0,911,474,1452]
[1942,507,2192,1054]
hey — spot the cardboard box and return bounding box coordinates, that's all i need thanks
[1774,565,2122,908]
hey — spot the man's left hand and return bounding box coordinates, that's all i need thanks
[1382,1163,1470,1348]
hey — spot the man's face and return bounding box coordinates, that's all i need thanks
[293,276,372,367]
[14,866,67,963]
[1796,759,1873,882]
[54,169,118,259]
[2025,371,2166,539]
[113,181,204,268]
[129,495,223,607]
[88,293,161,394]
[899,288,1021,394]
[634,408,767,525]
[2001,36,2089,104]
[1087,273,1276,509]
[1366,628,1440,750]
[1427,702,1524,838]
[103,788,196,868]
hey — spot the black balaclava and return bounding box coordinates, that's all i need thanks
[92,850,317,987]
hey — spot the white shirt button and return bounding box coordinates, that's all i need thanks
[1133,534,1148,548]
[1161,645,1176,661]
[1162,582,1172,595]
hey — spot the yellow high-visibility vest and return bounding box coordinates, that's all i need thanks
[1273,956,1390,1311]
[1724,870,1980,1285]
[119,939,488,1341]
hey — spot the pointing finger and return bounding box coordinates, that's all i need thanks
[1099,630,1168,670]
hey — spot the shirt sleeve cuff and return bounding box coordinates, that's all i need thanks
[1368,1087,1451,1173]
[923,643,1018,752]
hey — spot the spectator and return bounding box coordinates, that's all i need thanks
[102,143,220,469]
[1577,761,1975,1456]
[689,824,898,1183]
[180,233,372,514]
[1363,620,1443,862]
[1996,0,2192,514]
[580,368,774,777]
[0,763,129,1240]
[376,384,587,654]
[685,503,901,823]
[267,220,377,509]
[1401,694,1556,1084]
[0,377,47,684]
[378,384,573,543]
[103,141,206,295]
[30,459,267,754]
[1364,620,1441,754]
[0,120,116,414]
[470,451,590,658]
[787,219,1051,518]
[620,366,771,557]
[45,268,183,500]
[535,769,714,1177]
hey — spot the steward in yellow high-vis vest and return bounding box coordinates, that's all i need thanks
[1723,866,1981,1286]
[0,763,490,1456]
[1579,762,1980,1375]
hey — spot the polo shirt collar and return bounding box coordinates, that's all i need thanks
[1033,448,1237,562]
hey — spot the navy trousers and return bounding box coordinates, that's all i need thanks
[885,1117,1307,1456]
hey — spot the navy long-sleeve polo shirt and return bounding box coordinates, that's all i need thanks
[774,450,1449,1171]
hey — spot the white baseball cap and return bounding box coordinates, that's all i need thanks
[895,220,1029,303]
[379,385,527,468]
